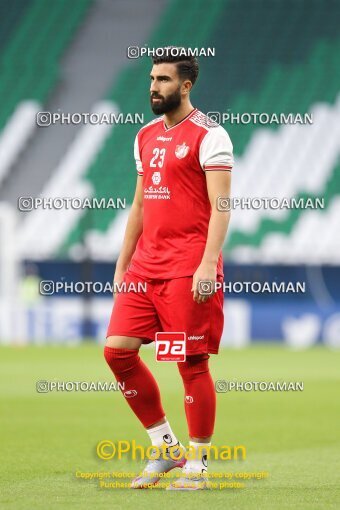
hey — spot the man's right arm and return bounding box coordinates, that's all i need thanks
[113,175,144,289]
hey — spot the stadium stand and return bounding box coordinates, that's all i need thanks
[0,0,92,131]
[0,101,40,186]
[0,0,339,264]
[58,0,340,263]
[0,0,33,53]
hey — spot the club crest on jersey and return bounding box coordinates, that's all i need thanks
[175,142,190,159]
[152,171,161,185]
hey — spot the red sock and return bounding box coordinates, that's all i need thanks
[104,346,165,428]
[177,354,216,438]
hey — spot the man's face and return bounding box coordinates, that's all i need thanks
[150,63,182,114]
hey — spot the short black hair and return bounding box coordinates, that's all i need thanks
[152,46,199,86]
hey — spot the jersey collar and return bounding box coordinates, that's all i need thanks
[163,107,197,132]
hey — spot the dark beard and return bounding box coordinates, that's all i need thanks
[150,87,181,115]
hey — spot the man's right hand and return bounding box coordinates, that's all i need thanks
[112,267,127,300]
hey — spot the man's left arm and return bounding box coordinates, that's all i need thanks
[191,170,231,303]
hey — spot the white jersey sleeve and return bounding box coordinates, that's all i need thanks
[199,125,234,172]
[134,134,143,176]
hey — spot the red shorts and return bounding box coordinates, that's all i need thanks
[106,270,224,355]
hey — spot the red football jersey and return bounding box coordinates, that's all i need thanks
[128,108,234,279]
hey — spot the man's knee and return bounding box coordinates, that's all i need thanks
[177,353,210,381]
[104,342,141,380]
[106,335,142,349]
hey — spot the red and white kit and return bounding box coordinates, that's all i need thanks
[107,108,234,354]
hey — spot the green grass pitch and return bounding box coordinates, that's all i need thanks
[1,344,339,509]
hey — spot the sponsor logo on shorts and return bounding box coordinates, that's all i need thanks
[155,332,186,362]
[185,395,194,403]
